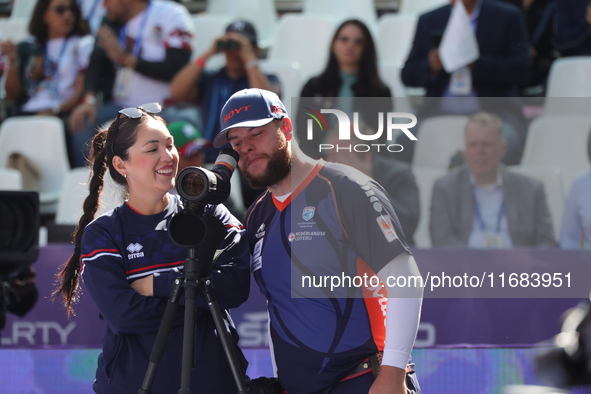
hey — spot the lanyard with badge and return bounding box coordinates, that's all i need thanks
[473,192,505,248]
[43,38,69,102]
[113,1,152,100]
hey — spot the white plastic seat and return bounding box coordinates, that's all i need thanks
[190,14,233,70]
[379,61,414,114]
[258,60,302,110]
[520,115,591,194]
[411,115,470,169]
[302,0,378,33]
[0,168,22,190]
[544,57,591,116]
[376,14,417,68]
[205,0,277,49]
[508,166,564,240]
[413,168,447,248]
[55,168,125,225]
[267,14,337,84]
[0,116,70,214]
[398,0,448,15]
[9,0,34,20]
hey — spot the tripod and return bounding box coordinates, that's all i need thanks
[138,213,248,394]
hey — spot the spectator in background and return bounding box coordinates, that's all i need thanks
[0,0,93,168]
[400,0,530,165]
[324,124,420,245]
[496,0,557,95]
[68,0,193,167]
[430,112,557,248]
[169,20,280,164]
[560,130,591,249]
[296,19,392,159]
[554,0,591,56]
[77,0,106,34]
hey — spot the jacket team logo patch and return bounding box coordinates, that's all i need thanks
[302,206,315,221]
[256,223,266,238]
[376,215,398,243]
[127,243,145,259]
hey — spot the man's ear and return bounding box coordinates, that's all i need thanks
[281,117,293,141]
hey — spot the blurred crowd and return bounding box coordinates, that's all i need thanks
[0,0,590,250]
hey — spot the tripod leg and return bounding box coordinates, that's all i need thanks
[179,274,198,394]
[138,278,184,394]
[201,277,248,393]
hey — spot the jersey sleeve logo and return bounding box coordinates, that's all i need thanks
[376,215,398,243]
[302,206,316,221]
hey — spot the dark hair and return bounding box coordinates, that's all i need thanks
[29,0,89,46]
[315,19,388,97]
[53,111,164,317]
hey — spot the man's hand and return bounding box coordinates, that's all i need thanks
[428,48,443,73]
[369,365,407,394]
[97,25,124,64]
[586,1,591,25]
[0,40,17,62]
[225,31,257,64]
[131,275,154,297]
[69,103,97,133]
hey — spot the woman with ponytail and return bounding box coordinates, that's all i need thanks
[53,103,250,394]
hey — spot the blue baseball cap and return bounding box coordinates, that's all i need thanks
[214,88,287,148]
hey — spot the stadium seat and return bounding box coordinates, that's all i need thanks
[520,115,591,194]
[379,61,414,113]
[509,166,564,240]
[205,0,277,49]
[413,168,447,248]
[376,14,417,68]
[54,168,125,225]
[398,0,448,15]
[544,57,591,116]
[302,0,377,33]
[411,115,469,169]
[190,14,233,70]
[258,60,302,110]
[0,116,70,215]
[267,14,337,84]
[0,167,22,190]
[9,0,34,20]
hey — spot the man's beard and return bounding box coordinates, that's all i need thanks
[241,139,291,190]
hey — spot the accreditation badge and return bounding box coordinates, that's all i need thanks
[450,66,472,95]
[114,67,134,101]
[483,232,504,249]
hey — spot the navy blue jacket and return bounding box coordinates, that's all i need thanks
[81,196,250,394]
[401,0,530,97]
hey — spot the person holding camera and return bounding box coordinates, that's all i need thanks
[215,88,423,394]
[53,103,251,394]
[169,20,280,164]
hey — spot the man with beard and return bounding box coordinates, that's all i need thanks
[213,88,423,394]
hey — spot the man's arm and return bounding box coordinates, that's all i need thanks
[429,178,464,247]
[532,181,558,248]
[401,14,443,89]
[371,252,423,394]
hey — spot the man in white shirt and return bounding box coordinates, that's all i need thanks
[68,0,193,166]
[429,112,557,248]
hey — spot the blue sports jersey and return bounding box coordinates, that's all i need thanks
[245,161,411,393]
[80,194,250,394]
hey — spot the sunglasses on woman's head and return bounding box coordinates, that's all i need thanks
[52,5,76,15]
[112,103,162,155]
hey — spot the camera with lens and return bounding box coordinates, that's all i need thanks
[217,39,241,51]
[169,148,239,248]
[536,299,591,388]
[0,191,40,329]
